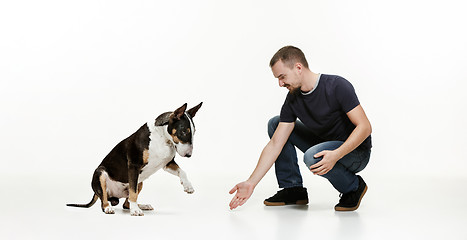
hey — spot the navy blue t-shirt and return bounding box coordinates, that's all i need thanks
[280,74,372,150]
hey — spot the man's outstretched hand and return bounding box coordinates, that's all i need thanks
[229,181,255,210]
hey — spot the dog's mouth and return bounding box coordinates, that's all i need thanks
[175,143,193,158]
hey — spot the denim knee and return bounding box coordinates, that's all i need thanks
[267,116,280,138]
[303,141,343,168]
[303,147,322,169]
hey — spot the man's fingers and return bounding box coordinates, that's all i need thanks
[230,196,243,210]
[311,165,329,175]
[229,197,238,209]
[313,150,326,158]
[310,165,324,173]
[229,186,238,194]
[316,168,327,175]
[309,162,322,171]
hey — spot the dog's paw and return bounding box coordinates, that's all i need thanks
[184,186,195,194]
[104,206,115,214]
[138,204,154,211]
[129,202,144,216]
[131,207,144,216]
[181,178,194,194]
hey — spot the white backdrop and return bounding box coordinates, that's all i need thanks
[1,0,466,180]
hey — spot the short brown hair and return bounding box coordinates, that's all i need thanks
[269,46,309,69]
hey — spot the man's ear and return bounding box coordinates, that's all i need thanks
[171,103,187,120]
[295,62,303,73]
[187,102,203,118]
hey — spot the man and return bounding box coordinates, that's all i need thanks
[229,46,372,211]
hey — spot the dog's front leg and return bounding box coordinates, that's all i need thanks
[128,164,144,216]
[164,159,194,194]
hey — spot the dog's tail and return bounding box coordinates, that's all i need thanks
[67,194,98,208]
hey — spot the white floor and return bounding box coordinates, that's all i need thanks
[2,171,466,240]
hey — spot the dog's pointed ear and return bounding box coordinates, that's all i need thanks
[187,102,203,118]
[172,103,187,120]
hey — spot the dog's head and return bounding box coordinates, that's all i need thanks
[167,102,202,158]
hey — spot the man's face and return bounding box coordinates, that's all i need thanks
[271,60,301,93]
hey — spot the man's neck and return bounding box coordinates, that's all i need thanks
[300,70,319,92]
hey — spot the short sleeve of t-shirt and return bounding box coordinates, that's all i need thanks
[334,77,360,113]
[279,95,297,123]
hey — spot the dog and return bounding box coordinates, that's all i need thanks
[67,102,202,216]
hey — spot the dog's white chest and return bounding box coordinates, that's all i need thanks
[138,124,175,182]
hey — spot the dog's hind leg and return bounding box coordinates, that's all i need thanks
[164,159,194,194]
[92,167,114,214]
[123,182,153,211]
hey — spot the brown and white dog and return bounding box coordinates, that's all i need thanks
[67,103,202,216]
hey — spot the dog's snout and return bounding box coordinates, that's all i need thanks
[176,143,193,158]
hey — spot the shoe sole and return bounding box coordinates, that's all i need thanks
[264,199,308,206]
[334,185,368,212]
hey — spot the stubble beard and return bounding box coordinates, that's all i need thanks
[288,85,302,95]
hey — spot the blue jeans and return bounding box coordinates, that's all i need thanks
[268,116,370,194]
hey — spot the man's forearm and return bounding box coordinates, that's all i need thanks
[247,141,282,186]
[335,123,371,160]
